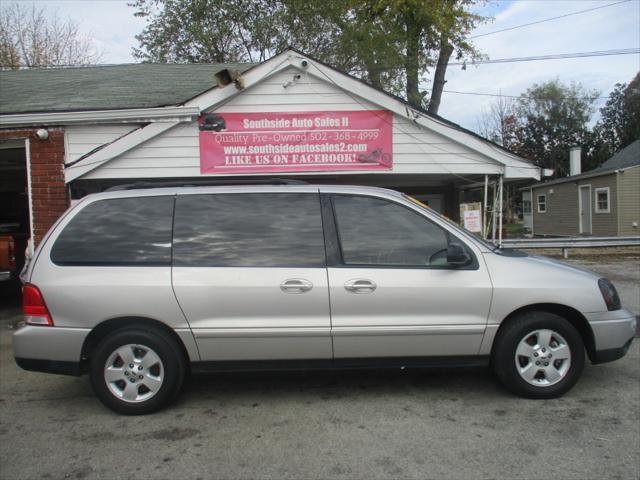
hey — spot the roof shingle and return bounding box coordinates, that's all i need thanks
[596,139,640,172]
[0,63,255,114]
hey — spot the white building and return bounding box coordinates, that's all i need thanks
[0,49,541,250]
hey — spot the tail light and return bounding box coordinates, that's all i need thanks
[23,284,54,326]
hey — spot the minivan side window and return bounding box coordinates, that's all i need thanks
[332,195,455,267]
[51,196,174,266]
[173,193,325,268]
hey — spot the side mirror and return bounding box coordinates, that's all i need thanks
[447,242,471,267]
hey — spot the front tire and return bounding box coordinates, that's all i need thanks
[492,311,585,399]
[90,327,185,414]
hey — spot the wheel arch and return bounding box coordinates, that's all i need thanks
[493,303,596,362]
[80,317,192,373]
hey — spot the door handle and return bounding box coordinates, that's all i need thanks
[280,278,313,293]
[344,279,377,293]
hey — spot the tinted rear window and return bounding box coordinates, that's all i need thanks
[173,193,325,267]
[51,196,174,266]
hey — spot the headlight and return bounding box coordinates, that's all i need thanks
[598,278,621,311]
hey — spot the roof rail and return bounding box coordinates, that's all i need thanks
[105,178,309,191]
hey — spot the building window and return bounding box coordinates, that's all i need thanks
[595,187,610,213]
[537,194,547,213]
[523,200,532,214]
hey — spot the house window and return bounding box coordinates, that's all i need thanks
[595,187,610,213]
[537,194,547,213]
[523,200,532,214]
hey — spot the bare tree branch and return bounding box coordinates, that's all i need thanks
[0,3,103,69]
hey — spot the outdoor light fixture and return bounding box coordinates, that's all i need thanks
[35,129,49,140]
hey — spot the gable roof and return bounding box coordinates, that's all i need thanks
[0,49,541,182]
[2,52,523,163]
[596,139,640,172]
[0,63,255,114]
[527,140,640,189]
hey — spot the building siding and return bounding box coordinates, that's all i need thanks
[65,124,139,164]
[532,172,618,236]
[80,67,502,180]
[532,182,580,236]
[618,165,640,236]
[588,174,618,235]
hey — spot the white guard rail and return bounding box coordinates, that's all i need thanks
[499,236,640,258]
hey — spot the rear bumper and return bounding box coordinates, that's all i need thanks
[13,325,90,373]
[15,358,81,376]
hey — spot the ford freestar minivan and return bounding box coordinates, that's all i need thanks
[14,183,636,414]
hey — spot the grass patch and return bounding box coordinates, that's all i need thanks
[505,223,525,237]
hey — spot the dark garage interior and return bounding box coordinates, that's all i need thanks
[0,141,29,306]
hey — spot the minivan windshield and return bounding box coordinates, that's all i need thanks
[402,194,498,251]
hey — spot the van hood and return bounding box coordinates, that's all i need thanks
[492,249,601,280]
[526,254,602,279]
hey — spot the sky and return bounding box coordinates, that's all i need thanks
[438,0,640,130]
[9,0,640,132]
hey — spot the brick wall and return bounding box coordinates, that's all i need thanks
[0,128,68,245]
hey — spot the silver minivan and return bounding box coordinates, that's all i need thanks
[14,183,636,414]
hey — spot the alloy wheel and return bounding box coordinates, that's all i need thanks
[514,329,572,387]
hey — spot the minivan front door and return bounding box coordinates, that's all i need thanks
[172,191,332,362]
[325,194,492,363]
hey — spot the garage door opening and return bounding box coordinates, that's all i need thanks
[0,140,29,304]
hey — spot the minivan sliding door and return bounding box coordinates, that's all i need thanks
[172,192,332,363]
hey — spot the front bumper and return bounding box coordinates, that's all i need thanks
[587,309,637,364]
[13,324,90,376]
[591,338,634,364]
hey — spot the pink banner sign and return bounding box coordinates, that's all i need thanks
[198,110,393,174]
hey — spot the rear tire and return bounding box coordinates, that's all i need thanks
[492,311,585,399]
[89,327,185,414]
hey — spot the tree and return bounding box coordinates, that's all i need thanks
[476,94,518,148]
[509,80,599,177]
[593,72,640,158]
[131,0,290,63]
[0,3,103,69]
[129,0,486,112]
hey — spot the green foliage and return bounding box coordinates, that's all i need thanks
[129,0,486,111]
[478,73,640,177]
[130,0,291,63]
[593,72,640,160]
[508,79,599,177]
